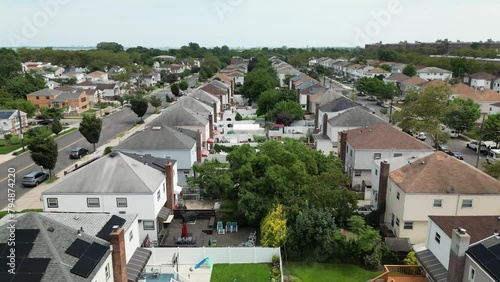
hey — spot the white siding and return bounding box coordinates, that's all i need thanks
[463,254,497,282]
[417,72,452,81]
[426,220,452,270]
[125,218,141,262]
[116,148,195,170]
[91,255,113,282]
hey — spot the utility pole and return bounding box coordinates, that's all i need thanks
[476,113,487,168]
[97,92,103,118]
[17,105,25,151]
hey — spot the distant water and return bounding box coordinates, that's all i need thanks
[7,46,96,51]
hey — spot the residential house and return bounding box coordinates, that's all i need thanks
[63,71,87,83]
[97,83,120,100]
[451,83,500,115]
[0,110,28,136]
[201,82,230,107]
[400,76,427,96]
[42,151,175,243]
[464,72,497,90]
[224,70,245,85]
[114,126,196,186]
[493,78,500,93]
[415,216,500,282]
[26,88,63,108]
[141,74,157,87]
[0,212,152,282]
[214,73,233,85]
[489,102,500,115]
[275,63,300,88]
[389,63,407,73]
[306,88,343,114]
[74,80,98,90]
[346,64,365,80]
[383,151,500,244]
[46,80,60,89]
[87,71,109,82]
[50,90,90,114]
[107,66,126,78]
[164,64,186,74]
[188,89,222,116]
[384,73,410,86]
[319,58,338,69]
[338,123,434,194]
[417,67,453,81]
[85,89,100,105]
[365,67,390,78]
[317,96,360,121]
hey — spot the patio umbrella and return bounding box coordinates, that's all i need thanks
[181,222,188,238]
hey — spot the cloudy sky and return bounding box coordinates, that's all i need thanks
[1,0,499,48]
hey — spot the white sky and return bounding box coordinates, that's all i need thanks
[0,0,499,48]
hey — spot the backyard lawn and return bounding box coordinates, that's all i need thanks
[210,263,271,282]
[283,262,381,282]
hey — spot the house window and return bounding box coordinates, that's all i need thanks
[82,105,87,109]
[394,153,403,157]
[143,221,155,230]
[105,263,110,280]
[163,183,166,193]
[468,266,475,281]
[433,199,442,208]
[36,96,40,100]
[47,198,58,208]
[81,97,86,102]
[396,192,400,200]
[462,199,473,208]
[391,213,394,227]
[116,198,127,207]
[157,190,161,201]
[375,169,378,176]
[129,230,134,242]
[435,232,441,244]
[404,222,413,230]
[87,198,100,208]
[354,170,362,177]
[46,96,50,99]
[350,150,353,157]
[396,218,400,226]
[374,153,381,159]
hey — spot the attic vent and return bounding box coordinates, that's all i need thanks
[47,227,54,232]
[109,152,118,157]
[449,185,456,193]
[73,215,80,220]
[152,126,161,131]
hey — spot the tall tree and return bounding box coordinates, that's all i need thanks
[450,57,473,78]
[179,80,189,90]
[0,48,22,85]
[257,89,280,116]
[260,204,287,248]
[402,64,417,77]
[28,136,58,177]
[40,107,64,120]
[170,83,180,96]
[96,42,124,52]
[79,114,103,151]
[149,95,162,111]
[483,113,500,146]
[272,101,304,125]
[51,118,63,135]
[130,97,148,121]
[442,98,481,135]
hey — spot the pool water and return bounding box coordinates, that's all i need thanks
[140,273,175,282]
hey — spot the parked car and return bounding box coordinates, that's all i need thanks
[22,171,49,187]
[437,144,452,154]
[38,119,53,125]
[367,96,377,101]
[69,147,89,159]
[414,132,426,141]
[486,149,500,164]
[466,141,490,153]
[448,151,464,160]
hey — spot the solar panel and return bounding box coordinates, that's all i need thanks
[83,243,108,261]
[484,258,500,280]
[0,244,7,258]
[11,273,44,282]
[0,272,13,281]
[15,229,39,243]
[152,159,166,169]
[17,258,50,273]
[1,243,34,258]
[95,215,126,241]
[489,243,500,257]
[70,256,98,278]
[0,258,14,272]
[65,239,91,258]
[468,244,497,263]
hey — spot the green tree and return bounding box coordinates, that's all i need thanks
[260,204,287,248]
[179,80,189,90]
[272,101,304,125]
[96,42,124,52]
[257,89,280,116]
[235,112,243,121]
[392,85,452,148]
[130,97,149,121]
[378,49,399,62]
[483,113,500,146]
[379,64,392,72]
[0,48,22,85]
[51,118,63,135]
[79,114,103,151]
[442,98,481,135]
[0,99,37,117]
[188,159,234,199]
[112,72,131,83]
[40,107,64,120]
[2,74,45,99]
[28,136,58,177]
[450,57,472,77]
[402,64,417,77]
[404,251,418,265]
[170,83,180,96]
[149,95,162,111]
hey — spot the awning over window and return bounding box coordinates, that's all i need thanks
[157,206,171,222]
[415,249,447,282]
[202,149,209,157]
[207,138,214,144]
[127,247,152,282]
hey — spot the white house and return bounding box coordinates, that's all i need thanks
[489,102,500,115]
[46,80,60,89]
[383,151,500,244]
[42,152,176,244]
[493,78,500,93]
[451,83,500,115]
[96,83,120,100]
[390,63,406,74]
[463,72,497,90]
[0,110,28,136]
[63,71,87,83]
[399,76,427,96]
[338,123,434,197]
[87,71,109,82]
[141,74,157,87]
[417,67,453,81]
[414,216,500,282]
[0,212,152,282]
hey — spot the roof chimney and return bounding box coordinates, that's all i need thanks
[196,130,202,163]
[110,227,127,282]
[165,161,175,211]
[338,131,348,168]
[322,113,328,136]
[377,160,390,213]
[447,228,470,282]
[314,102,320,130]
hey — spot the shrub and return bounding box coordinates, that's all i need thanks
[380,108,388,115]
[404,251,418,265]
[235,112,243,121]
[272,255,280,264]
[104,146,113,155]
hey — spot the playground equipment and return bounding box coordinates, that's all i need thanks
[194,257,213,269]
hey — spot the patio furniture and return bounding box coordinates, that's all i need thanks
[217,221,225,234]
[249,231,256,240]
[231,222,238,233]
[209,216,216,228]
[226,222,232,233]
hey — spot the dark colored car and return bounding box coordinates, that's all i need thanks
[448,151,464,160]
[22,171,49,187]
[437,144,452,154]
[38,119,53,125]
[70,147,89,159]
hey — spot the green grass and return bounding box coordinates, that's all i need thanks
[45,176,59,184]
[0,126,77,154]
[0,209,43,219]
[211,264,271,282]
[283,263,381,282]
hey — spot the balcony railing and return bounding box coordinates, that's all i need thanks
[371,265,425,282]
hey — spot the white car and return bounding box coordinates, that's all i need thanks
[413,132,426,141]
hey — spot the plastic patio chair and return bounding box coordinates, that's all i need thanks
[232,222,238,232]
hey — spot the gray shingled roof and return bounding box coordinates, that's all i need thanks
[52,91,81,102]
[114,126,195,151]
[290,73,306,81]
[44,152,165,195]
[121,152,177,173]
[319,96,359,113]
[153,105,209,127]
[27,88,63,96]
[0,110,15,119]
[174,96,213,113]
[328,106,387,127]
[210,80,230,90]
[296,80,316,90]
[188,89,220,105]
[0,212,134,282]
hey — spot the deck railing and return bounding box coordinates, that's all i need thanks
[371,265,425,282]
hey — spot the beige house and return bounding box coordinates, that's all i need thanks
[451,83,500,115]
[384,152,500,244]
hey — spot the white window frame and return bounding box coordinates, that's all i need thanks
[462,199,473,208]
[116,197,127,207]
[129,230,134,242]
[404,222,413,230]
[433,199,442,208]
[354,170,362,177]
[468,266,475,281]
[87,198,100,208]
[374,153,381,159]
[47,198,58,208]
[435,232,441,244]
[396,192,400,200]
[157,190,161,201]
[143,221,155,230]
[105,263,110,280]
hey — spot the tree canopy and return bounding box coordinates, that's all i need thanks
[28,136,58,177]
[130,97,149,121]
[442,98,481,134]
[79,114,102,151]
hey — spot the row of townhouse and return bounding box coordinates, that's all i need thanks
[218,57,248,86]
[271,57,301,87]
[463,71,500,92]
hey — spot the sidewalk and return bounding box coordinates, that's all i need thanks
[6,110,163,212]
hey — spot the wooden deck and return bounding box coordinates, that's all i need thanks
[386,276,428,282]
[371,265,428,282]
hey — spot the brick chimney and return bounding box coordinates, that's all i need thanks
[306,95,311,114]
[226,88,231,104]
[212,102,217,122]
[377,160,390,214]
[322,113,328,136]
[165,161,175,211]
[447,228,470,282]
[110,227,127,282]
[338,131,347,167]
[219,95,224,113]
[314,103,320,131]
[196,130,202,163]
[231,79,235,97]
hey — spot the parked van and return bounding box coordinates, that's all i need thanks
[487,149,500,164]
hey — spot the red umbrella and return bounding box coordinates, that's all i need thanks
[181,222,188,238]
